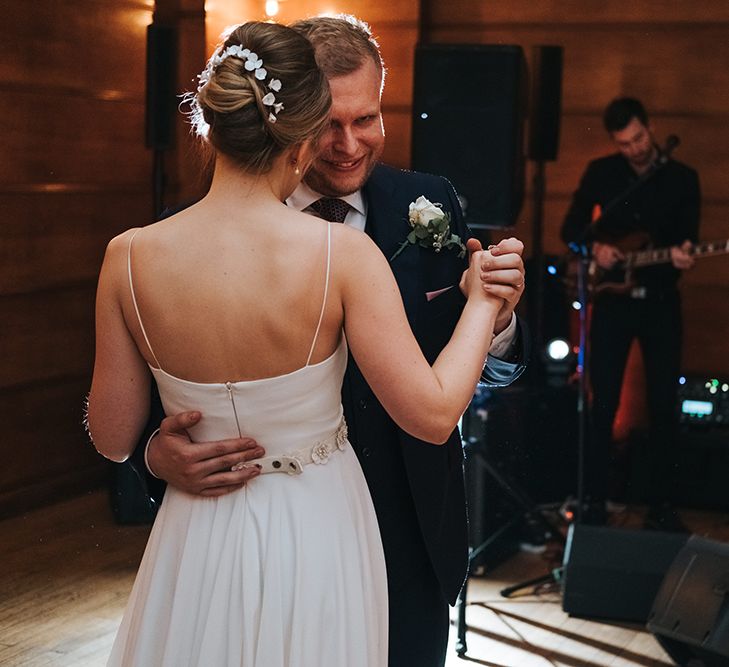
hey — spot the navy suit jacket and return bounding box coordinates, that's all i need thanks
[341,163,525,604]
[130,162,527,605]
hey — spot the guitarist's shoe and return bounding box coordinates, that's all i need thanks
[643,502,688,533]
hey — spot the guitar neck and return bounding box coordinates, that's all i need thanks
[624,239,729,268]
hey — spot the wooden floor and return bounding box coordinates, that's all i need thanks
[2,490,728,666]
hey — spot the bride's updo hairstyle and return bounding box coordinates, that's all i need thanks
[188,21,331,174]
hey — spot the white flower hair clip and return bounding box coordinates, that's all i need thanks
[197,43,285,123]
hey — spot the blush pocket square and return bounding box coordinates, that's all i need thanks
[425,286,453,302]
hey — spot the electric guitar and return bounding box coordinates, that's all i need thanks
[588,232,729,295]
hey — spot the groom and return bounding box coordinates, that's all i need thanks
[134,15,527,667]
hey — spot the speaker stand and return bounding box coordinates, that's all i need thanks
[454,432,565,657]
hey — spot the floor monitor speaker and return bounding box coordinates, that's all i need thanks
[648,535,729,666]
[562,524,688,623]
[412,44,526,229]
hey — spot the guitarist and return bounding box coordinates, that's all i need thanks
[561,97,700,531]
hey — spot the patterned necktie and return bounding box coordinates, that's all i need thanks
[310,197,350,223]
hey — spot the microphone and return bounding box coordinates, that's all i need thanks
[656,134,680,165]
[665,134,680,154]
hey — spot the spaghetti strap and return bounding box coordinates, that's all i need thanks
[127,229,163,370]
[305,223,332,367]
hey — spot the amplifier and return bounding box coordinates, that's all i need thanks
[677,375,729,427]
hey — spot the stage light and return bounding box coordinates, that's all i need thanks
[679,376,686,385]
[571,300,582,311]
[265,0,279,16]
[546,338,570,361]
[547,264,557,275]
[541,337,577,388]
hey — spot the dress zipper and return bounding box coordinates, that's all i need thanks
[225,382,243,438]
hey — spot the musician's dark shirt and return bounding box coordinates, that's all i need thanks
[561,152,700,291]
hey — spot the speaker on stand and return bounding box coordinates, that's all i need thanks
[411,44,527,231]
[525,45,563,383]
[145,23,178,218]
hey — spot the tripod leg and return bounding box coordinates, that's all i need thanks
[500,567,563,598]
[455,573,468,656]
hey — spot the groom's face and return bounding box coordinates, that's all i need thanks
[304,58,385,197]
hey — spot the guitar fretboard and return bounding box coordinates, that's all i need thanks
[625,239,729,268]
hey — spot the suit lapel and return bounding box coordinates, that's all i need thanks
[363,167,424,332]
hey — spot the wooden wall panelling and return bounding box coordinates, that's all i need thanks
[1,1,152,94]
[0,94,150,187]
[424,2,729,28]
[682,284,729,377]
[1,286,96,389]
[0,0,155,517]
[0,193,152,295]
[0,379,107,520]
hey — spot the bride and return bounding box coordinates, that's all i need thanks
[87,21,503,667]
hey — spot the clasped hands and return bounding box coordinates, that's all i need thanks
[460,236,526,335]
[147,236,526,497]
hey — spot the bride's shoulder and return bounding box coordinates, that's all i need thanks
[105,227,143,258]
[330,222,375,247]
[330,224,386,273]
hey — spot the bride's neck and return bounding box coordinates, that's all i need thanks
[205,153,289,211]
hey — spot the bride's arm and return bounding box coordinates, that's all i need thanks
[339,230,501,445]
[87,232,151,462]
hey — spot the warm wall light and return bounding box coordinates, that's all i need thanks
[265,0,279,16]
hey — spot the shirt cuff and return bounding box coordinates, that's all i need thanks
[144,428,162,479]
[488,313,517,359]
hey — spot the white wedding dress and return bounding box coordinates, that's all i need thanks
[108,225,387,666]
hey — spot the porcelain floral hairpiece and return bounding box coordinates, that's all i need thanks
[197,44,284,123]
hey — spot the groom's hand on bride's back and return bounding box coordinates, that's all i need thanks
[147,411,265,497]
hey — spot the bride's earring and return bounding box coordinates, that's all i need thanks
[292,158,301,176]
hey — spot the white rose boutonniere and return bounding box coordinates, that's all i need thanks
[390,196,466,261]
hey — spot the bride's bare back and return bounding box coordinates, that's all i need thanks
[122,201,343,383]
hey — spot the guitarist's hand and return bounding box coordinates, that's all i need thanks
[592,241,624,270]
[670,240,695,270]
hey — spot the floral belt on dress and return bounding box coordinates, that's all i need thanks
[256,417,348,475]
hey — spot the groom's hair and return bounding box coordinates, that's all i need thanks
[291,15,386,90]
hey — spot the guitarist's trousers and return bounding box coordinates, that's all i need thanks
[588,290,682,505]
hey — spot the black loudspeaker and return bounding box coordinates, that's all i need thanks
[412,44,526,229]
[145,24,178,150]
[648,535,729,666]
[562,524,688,623]
[528,45,563,161]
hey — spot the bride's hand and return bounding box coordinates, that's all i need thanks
[460,239,503,308]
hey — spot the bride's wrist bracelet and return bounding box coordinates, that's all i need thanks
[144,429,162,479]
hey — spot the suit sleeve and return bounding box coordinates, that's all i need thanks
[439,176,528,387]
